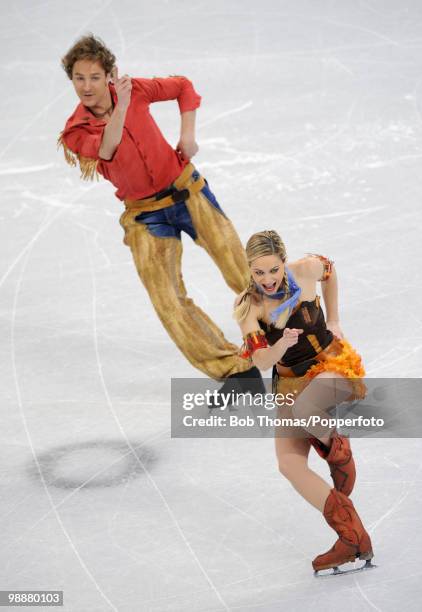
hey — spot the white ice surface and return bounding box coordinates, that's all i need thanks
[1,1,422,611]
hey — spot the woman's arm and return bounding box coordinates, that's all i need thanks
[238,303,302,371]
[322,269,344,338]
[307,255,344,339]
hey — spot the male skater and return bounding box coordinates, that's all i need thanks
[59,34,262,397]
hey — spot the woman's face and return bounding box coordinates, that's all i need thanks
[250,254,285,295]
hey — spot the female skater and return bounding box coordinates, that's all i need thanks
[234,230,374,575]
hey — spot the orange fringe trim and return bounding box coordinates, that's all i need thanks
[276,339,366,401]
[57,133,99,181]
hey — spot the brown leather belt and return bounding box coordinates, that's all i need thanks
[124,163,205,213]
[276,337,343,378]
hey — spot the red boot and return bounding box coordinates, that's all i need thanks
[312,489,374,573]
[310,434,356,496]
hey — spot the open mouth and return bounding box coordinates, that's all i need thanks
[262,281,277,292]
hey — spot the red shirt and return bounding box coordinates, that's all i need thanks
[60,76,201,200]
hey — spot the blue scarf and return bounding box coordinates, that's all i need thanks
[256,268,302,324]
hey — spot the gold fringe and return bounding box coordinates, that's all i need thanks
[79,156,99,181]
[57,134,77,167]
[57,133,99,181]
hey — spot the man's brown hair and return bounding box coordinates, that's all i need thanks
[61,34,116,79]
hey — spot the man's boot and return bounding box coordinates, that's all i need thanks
[209,366,265,409]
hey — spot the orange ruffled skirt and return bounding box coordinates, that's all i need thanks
[275,337,366,401]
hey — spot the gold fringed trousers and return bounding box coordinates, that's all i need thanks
[119,164,251,379]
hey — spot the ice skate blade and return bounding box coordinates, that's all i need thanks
[314,560,377,578]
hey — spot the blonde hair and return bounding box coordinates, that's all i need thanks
[234,230,289,327]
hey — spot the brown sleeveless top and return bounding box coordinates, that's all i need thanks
[258,297,333,376]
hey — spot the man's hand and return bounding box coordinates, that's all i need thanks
[176,137,199,160]
[111,67,132,111]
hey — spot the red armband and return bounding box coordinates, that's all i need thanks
[240,330,268,359]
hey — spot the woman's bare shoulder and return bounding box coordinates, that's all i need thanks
[289,256,318,279]
[236,295,265,336]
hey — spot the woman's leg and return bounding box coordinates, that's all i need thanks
[290,371,353,444]
[275,374,373,571]
[274,435,331,511]
[275,416,373,573]
[276,372,356,497]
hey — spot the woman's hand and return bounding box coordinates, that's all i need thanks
[326,320,344,339]
[281,327,303,348]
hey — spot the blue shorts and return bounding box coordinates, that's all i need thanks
[134,171,225,240]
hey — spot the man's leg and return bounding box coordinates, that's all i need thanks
[184,178,250,294]
[120,208,251,379]
[180,173,265,396]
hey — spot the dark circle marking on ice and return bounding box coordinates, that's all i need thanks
[31,440,155,490]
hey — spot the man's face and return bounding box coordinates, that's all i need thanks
[71,59,110,107]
